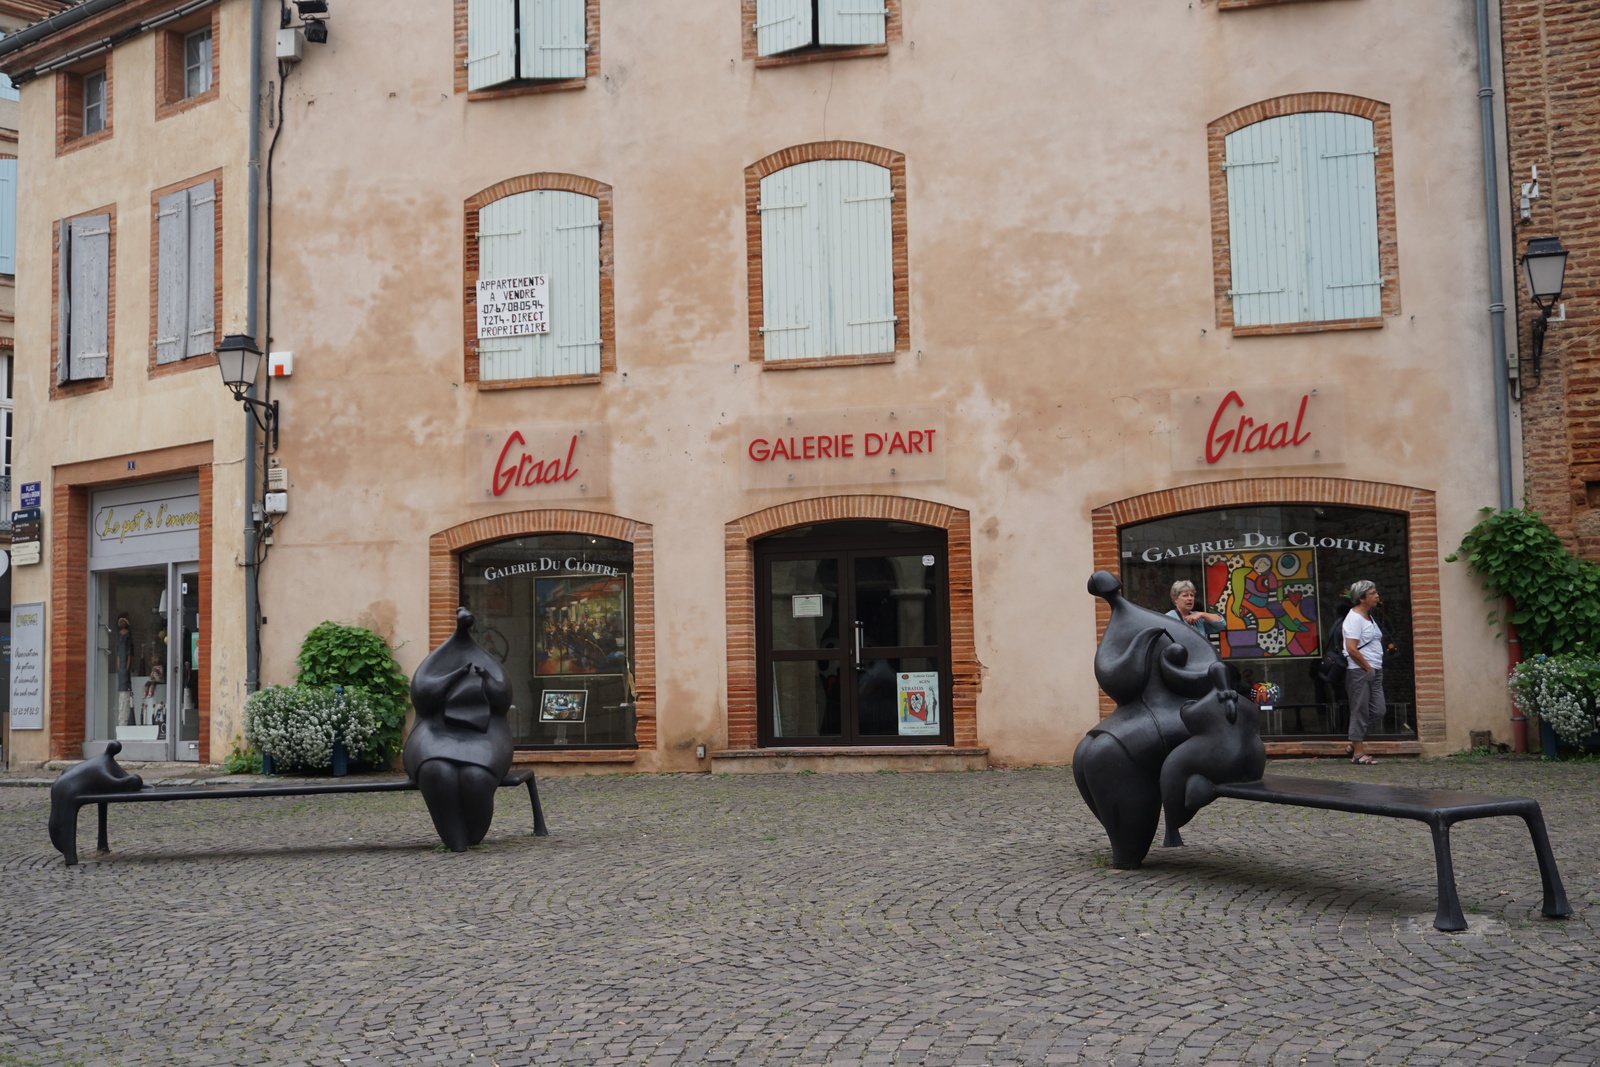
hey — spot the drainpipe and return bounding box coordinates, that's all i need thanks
[244,0,264,695]
[1474,0,1524,751]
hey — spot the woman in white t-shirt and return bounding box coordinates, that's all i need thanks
[1342,580,1385,764]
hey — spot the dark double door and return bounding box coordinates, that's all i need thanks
[756,521,950,746]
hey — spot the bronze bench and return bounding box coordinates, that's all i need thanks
[1210,774,1570,932]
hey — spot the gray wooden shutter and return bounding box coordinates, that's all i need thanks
[56,218,70,384]
[520,0,587,80]
[185,181,216,357]
[155,189,189,365]
[68,214,110,380]
[477,189,601,379]
[759,162,828,361]
[756,0,812,57]
[467,0,518,90]
[0,159,16,275]
[826,161,896,357]
[1224,116,1305,327]
[818,3,887,46]
[1301,113,1381,322]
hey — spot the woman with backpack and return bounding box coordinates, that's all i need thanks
[1343,580,1386,764]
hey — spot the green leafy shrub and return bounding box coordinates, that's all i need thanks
[294,622,410,767]
[1509,655,1600,745]
[243,685,382,772]
[223,735,263,775]
[1447,507,1600,657]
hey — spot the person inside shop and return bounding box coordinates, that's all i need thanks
[1343,580,1385,765]
[114,614,135,727]
[1166,580,1225,638]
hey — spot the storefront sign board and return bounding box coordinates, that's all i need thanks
[1170,384,1345,471]
[473,425,608,502]
[89,479,201,564]
[740,407,946,490]
[476,276,549,339]
[897,671,940,737]
[9,602,43,730]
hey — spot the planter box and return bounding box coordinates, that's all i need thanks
[1539,720,1600,759]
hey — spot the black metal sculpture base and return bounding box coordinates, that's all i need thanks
[1074,571,1265,867]
[403,607,515,852]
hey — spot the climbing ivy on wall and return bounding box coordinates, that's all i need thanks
[1447,507,1600,657]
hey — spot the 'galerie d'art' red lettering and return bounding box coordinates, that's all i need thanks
[746,429,938,463]
[493,432,580,496]
[1204,391,1311,465]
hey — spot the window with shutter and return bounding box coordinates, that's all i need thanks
[748,0,898,63]
[477,189,601,380]
[464,0,591,92]
[59,213,111,384]
[0,159,16,276]
[155,179,218,367]
[759,159,896,362]
[1224,112,1381,328]
[0,33,16,103]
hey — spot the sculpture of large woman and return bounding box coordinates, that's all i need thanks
[404,607,515,851]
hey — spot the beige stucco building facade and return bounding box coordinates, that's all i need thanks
[1,0,1524,772]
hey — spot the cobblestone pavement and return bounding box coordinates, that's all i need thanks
[1,757,1597,1066]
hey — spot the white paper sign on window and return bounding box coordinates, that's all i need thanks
[10,602,44,730]
[897,671,940,737]
[476,276,549,339]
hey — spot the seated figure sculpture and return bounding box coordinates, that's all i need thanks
[1159,660,1267,847]
[404,607,515,851]
[48,741,145,858]
[1074,571,1264,867]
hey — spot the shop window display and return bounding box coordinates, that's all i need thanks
[459,534,635,748]
[1119,506,1413,739]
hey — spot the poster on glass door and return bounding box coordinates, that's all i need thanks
[897,671,940,737]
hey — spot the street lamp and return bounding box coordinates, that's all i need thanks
[217,333,279,452]
[1522,236,1569,380]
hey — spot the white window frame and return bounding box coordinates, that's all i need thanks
[183,27,212,98]
[82,70,107,135]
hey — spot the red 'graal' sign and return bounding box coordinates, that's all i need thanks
[1204,390,1312,464]
[493,432,580,495]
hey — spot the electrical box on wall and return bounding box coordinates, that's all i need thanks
[276,28,304,62]
[267,465,289,492]
[269,351,293,377]
[264,492,289,516]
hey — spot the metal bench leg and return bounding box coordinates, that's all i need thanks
[525,774,549,837]
[1518,808,1572,919]
[1428,818,1467,931]
[97,802,111,855]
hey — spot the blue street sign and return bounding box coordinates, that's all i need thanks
[19,482,40,508]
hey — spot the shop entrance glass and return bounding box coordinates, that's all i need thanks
[92,562,197,759]
[757,521,949,746]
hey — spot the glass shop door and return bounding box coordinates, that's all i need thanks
[92,561,198,761]
[174,564,200,760]
[756,521,950,746]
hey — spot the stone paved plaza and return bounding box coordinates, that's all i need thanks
[1,756,1597,1066]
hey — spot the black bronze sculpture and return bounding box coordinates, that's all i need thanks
[1159,660,1266,847]
[48,741,144,860]
[1074,571,1265,867]
[403,607,515,851]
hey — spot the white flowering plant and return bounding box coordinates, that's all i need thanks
[242,685,382,773]
[1509,655,1600,746]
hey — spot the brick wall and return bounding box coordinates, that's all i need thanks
[1502,0,1600,557]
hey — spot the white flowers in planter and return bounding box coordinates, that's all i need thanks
[1510,655,1600,745]
[243,685,382,772]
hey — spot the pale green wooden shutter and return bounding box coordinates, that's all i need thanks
[67,214,110,380]
[478,190,600,379]
[818,3,887,46]
[761,160,895,360]
[826,161,895,356]
[1302,112,1380,322]
[467,0,518,90]
[0,159,16,275]
[0,34,15,102]
[1226,112,1379,327]
[756,0,812,57]
[520,0,587,79]
[760,163,827,361]
[155,189,188,364]
[185,181,216,358]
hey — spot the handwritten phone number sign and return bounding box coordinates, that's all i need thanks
[477,276,550,339]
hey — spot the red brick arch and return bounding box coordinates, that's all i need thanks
[1091,478,1441,750]
[429,509,654,752]
[724,495,975,749]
